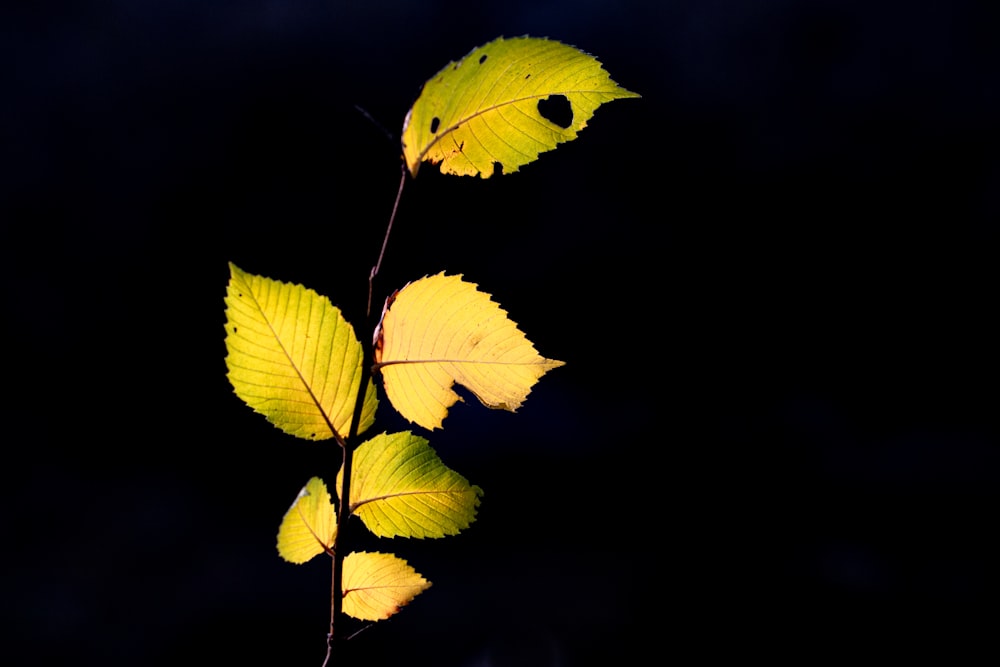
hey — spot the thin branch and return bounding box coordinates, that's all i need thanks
[321,438,348,667]
[328,378,369,665]
[368,165,409,318]
[326,163,408,666]
[353,104,398,147]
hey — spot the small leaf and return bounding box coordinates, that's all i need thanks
[401,35,639,178]
[337,431,483,539]
[276,477,337,564]
[224,262,378,441]
[374,273,565,430]
[342,551,431,621]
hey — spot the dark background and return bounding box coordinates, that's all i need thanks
[4,0,998,664]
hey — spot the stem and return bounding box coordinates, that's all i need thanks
[326,427,352,665]
[325,164,409,666]
[368,165,409,318]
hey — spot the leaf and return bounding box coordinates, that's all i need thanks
[374,273,565,430]
[224,262,378,441]
[342,551,431,621]
[401,35,639,178]
[337,431,483,539]
[276,477,337,564]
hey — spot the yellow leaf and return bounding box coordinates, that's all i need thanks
[337,431,483,538]
[374,273,565,430]
[342,551,431,621]
[276,477,337,564]
[224,262,378,441]
[401,35,639,178]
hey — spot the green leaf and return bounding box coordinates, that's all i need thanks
[342,551,431,621]
[276,477,337,564]
[374,273,564,431]
[224,263,378,441]
[339,431,483,539]
[401,35,639,178]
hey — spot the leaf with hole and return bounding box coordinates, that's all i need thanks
[401,35,639,178]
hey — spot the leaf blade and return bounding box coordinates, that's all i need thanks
[276,477,337,564]
[224,262,378,441]
[401,35,639,178]
[375,273,565,430]
[342,551,431,621]
[339,431,483,539]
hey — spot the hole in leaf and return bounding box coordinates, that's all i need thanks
[479,54,488,64]
[430,117,440,134]
[493,162,503,176]
[537,95,573,129]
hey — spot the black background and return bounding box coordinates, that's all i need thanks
[4,1,998,664]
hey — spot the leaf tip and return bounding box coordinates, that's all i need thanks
[227,261,246,281]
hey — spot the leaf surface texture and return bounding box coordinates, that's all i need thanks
[338,431,483,538]
[224,263,377,441]
[342,551,431,621]
[375,273,564,430]
[401,35,639,178]
[276,477,337,564]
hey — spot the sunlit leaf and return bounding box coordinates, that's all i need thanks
[276,477,337,564]
[342,551,431,621]
[374,272,565,430]
[401,35,639,178]
[337,431,483,538]
[224,262,378,441]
